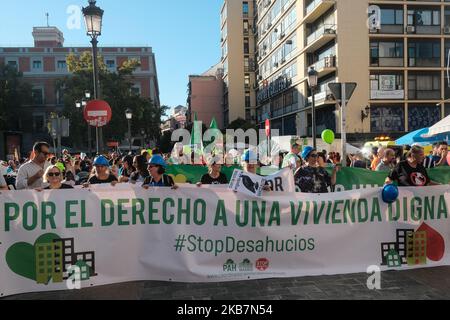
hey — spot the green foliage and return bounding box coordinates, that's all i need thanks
[0,64,32,131]
[58,52,167,149]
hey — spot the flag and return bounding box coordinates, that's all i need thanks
[209,117,219,130]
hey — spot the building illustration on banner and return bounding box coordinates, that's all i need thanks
[380,223,445,268]
[6,234,97,285]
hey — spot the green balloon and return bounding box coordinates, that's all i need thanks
[322,130,335,145]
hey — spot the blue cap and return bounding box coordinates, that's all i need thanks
[301,146,315,160]
[93,155,109,167]
[242,150,258,163]
[149,155,167,168]
[382,184,399,204]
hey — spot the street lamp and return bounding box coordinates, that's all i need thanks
[82,0,104,155]
[75,101,82,109]
[140,128,147,149]
[125,108,133,153]
[307,67,319,149]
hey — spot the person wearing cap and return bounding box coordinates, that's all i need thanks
[241,150,272,191]
[143,155,177,188]
[85,156,118,186]
[198,157,228,186]
[282,143,302,171]
[294,146,339,194]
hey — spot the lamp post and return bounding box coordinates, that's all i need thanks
[82,0,104,154]
[125,109,133,154]
[140,128,147,149]
[76,91,93,156]
[307,67,319,149]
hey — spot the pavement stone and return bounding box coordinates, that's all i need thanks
[4,267,450,300]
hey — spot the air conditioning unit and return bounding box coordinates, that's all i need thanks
[444,26,450,34]
[285,39,293,45]
[268,23,272,28]
[274,28,278,33]
[274,62,279,68]
[279,33,285,40]
[406,26,416,33]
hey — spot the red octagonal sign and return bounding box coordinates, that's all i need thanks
[83,100,112,128]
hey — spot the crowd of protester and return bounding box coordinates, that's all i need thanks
[0,140,448,193]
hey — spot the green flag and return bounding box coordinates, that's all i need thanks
[210,117,219,130]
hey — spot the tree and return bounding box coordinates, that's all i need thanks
[58,52,167,149]
[0,64,32,131]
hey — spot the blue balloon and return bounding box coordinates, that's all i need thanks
[382,184,399,204]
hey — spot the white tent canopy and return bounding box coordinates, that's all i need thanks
[426,115,450,137]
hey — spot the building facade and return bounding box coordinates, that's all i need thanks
[161,105,188,134]
[221,0,258,127]
[0,26,160,157]
[187,63,225,129]
[224,0,450,142]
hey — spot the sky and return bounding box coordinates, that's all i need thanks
[0,0,223,114]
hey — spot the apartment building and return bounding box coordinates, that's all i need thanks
[187,63,224,129]
[226,0,450,142]
[221,0,258,127]
[0,26,160,156]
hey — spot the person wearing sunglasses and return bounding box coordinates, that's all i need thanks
[294,146,339,194]
[16,142,50,190]
[42,165,74,190]
[142,155,177,189]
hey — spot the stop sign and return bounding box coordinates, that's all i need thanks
[83,100,112,128]
[265,119,271,137]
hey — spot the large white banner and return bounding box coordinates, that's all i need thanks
[0,184,450,297]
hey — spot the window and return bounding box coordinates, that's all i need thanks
[33,115,45,133]
[408,73,441,100]
[408,9,440,26]
[106,59,116,69]
[371,105,405,133]
[32,88,44,105]
[243,20,249,34]
[245,92,251,108]
[32,60,42,70]
[243,2,249,17]
[408,105,441,131]
[57,60,67,70]
[408,41,440,67]
[7,60,17,69]
[244,74,250,88]
[381,9,403,25]
[244,38,249,54]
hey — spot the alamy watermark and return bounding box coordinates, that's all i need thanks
[366,265,381,290]
[170,121,283,165]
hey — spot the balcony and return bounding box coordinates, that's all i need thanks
[370,57,404,68]
[370,90,405,100]
[303,0,336,24]
[308,55,336,78]
[408,90,440,101]
[303,24,336,53]
[307,86,336,107]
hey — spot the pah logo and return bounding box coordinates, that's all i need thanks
[367,5,381,31]
[223,259,237,272]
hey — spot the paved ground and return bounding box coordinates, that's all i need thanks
[4,267,450,300]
